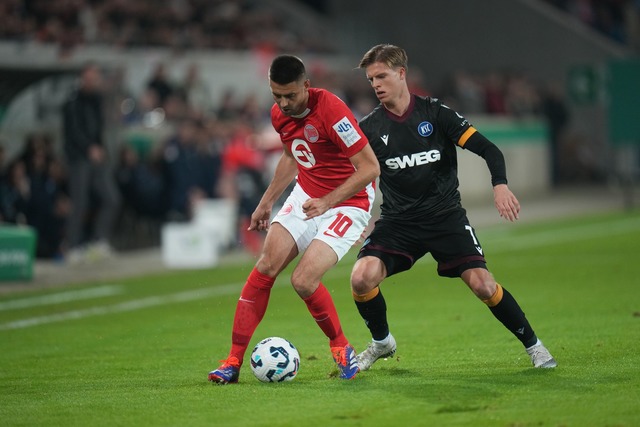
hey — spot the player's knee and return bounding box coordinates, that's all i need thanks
[463,268,496,300]
[290,270,316,297]
[255,257,280,278]
[256,245,295,277]
[350,273,367,295]
[470,278,496,300]
[350,262,382,294]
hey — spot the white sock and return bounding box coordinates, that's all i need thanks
[526,338,542,350]
[373,335,390,346]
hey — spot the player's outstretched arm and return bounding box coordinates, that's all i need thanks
[249,150,298,231]
[461,130,518,221]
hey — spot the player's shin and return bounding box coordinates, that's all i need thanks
[303,283,348,348]
[353,287,390,341]
[229,267,275,363]
[483,284,537,348]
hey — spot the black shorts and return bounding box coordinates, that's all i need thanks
[357,207,487,278]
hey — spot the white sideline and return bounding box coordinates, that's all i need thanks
[0,285,125,311]
[1,216,638,331]
[0,283,242,331]
[480,216,640,252]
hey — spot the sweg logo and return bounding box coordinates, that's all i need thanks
[385,150,441,170]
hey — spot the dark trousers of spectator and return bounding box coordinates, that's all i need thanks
[66,159,121,249]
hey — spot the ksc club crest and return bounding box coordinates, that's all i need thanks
[418,121,433,137]
[304,124,319,142]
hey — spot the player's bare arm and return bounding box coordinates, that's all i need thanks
[249,149,298,231]
[493,183,520,222]
[302,144,380,219]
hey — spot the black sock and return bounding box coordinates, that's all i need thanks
[488,287,537,348]
[354,289,389,341]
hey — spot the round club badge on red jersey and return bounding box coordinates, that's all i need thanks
[304,124,319,142]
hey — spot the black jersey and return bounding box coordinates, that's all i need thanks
[360,95,480,220]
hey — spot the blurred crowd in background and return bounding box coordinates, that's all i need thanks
[542,0,640,50]
[0,0,336,57]
[1,0,638,54]
[0,0,625,262]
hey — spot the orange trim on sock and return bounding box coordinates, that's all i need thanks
[482,283,503,307]
[353,287,380,303]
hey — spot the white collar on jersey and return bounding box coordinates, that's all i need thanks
[291,108,310,119]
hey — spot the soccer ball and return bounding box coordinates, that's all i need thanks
[250,337,300,383]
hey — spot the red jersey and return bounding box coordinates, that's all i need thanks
[271,87,375,211]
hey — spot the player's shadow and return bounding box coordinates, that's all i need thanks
[356,364,562,413]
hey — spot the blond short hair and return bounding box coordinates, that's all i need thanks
[358,44,408,70]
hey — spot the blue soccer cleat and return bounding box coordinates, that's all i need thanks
[208,356,241,384]
[331,344,359,380]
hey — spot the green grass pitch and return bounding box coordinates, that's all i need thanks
[1,210,639,426]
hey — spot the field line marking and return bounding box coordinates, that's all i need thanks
[482,216,640,252]
[2,216,638,331]
[0,282,243,331]
[0,285,125,311]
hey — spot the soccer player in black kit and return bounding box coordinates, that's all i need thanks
[350,44,556,370]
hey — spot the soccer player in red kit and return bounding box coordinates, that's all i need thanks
[208,55,380,384]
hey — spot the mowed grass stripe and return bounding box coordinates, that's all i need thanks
[482,215,640,252]
[0,284,125,311]
[1,214,637,331]
[0,283,242,330]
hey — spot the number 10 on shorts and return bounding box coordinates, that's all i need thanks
[323,213,353,238]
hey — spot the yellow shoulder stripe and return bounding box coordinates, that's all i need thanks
[458,126,477,147]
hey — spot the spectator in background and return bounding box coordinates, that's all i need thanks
[0,0,338,53]
[161,91,190,124]
[146,63,174,108]
[448,70,485,115]
[162,118,221,221]
[220,121,267,254]
[162,118,199,221]
[13,132,69,259]
[19,133,53,173]
[484,72,507,115]
[541,81,570,187]
[179,63,214,118]
[237,92,269,125]
[62,62,121,263]
[0,159,30,225]
[216,88,240,121]
[504,73,540,118]
[115,143,166,220]
[121,87,161,126]
[25,143,70,259]
[193,119,224,203]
